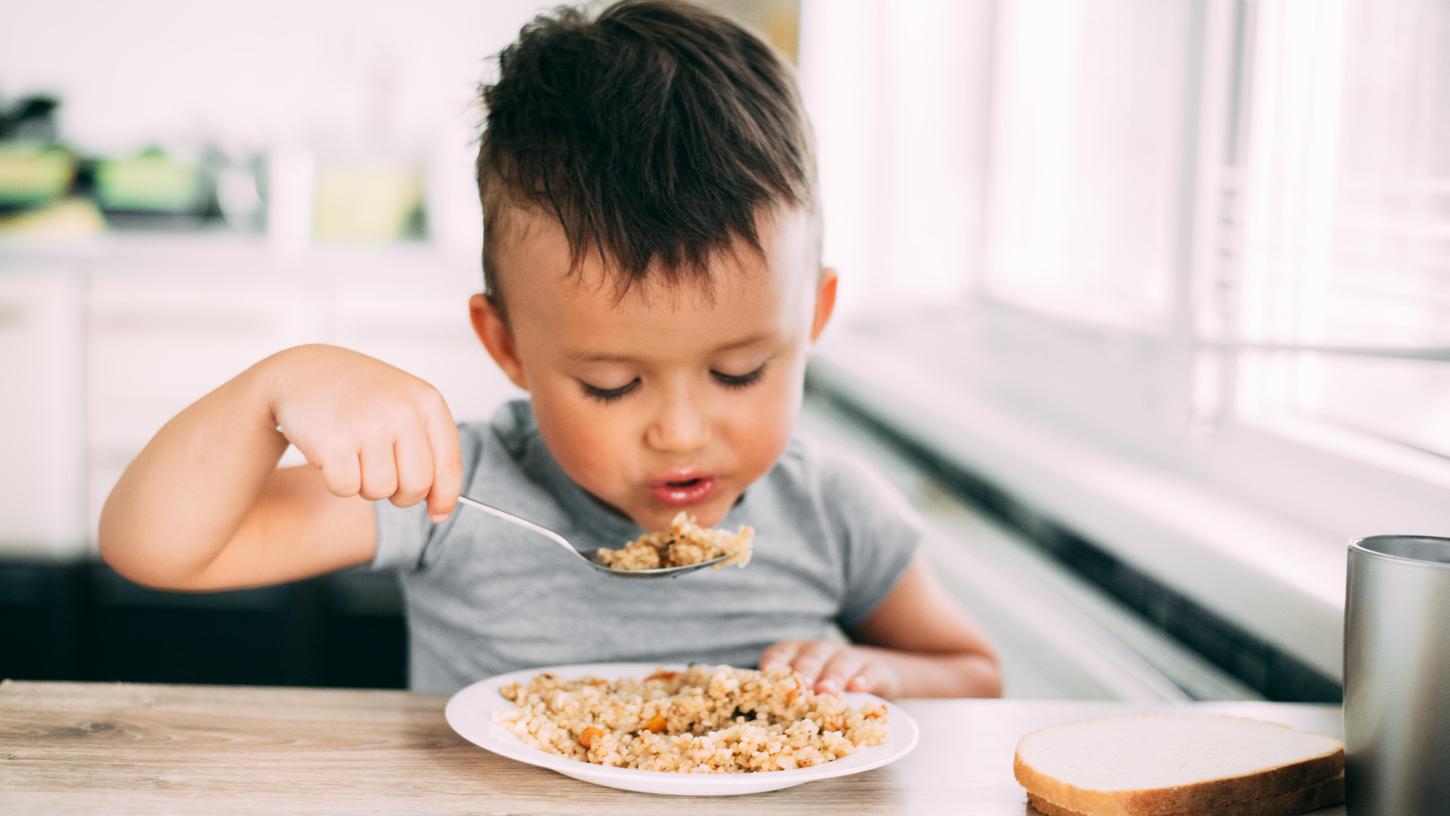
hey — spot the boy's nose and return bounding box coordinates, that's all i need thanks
[646,394,711,453]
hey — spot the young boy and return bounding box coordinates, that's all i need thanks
[99,0,1002,699]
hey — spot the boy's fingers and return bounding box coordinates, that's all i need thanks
[391,432,432,508]
[423,398,462,521]
[789,641,837,686]
[854,663,895,698]
[759,641,803,672]
[815,652,865,695]
[358,441,398,501]
[317,446,362,497]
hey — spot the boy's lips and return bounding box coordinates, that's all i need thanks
[648,472,718,506]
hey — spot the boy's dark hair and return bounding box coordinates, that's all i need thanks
[476,0,814,301]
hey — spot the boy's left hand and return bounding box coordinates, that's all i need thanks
[758,640,900,698]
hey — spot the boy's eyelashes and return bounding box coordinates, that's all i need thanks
[577,364,769,403]
[711,363,768,389]
[580,378,641,403]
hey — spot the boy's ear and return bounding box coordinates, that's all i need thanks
[810,266,838,343]
[469,293,529,391]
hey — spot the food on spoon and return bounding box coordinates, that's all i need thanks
[594,511,753,571]
[494,664,889,772]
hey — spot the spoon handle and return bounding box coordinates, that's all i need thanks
[455,495,580,557]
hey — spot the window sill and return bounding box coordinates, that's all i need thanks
[810,329,1345,683]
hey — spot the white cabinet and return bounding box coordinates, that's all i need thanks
[329,282,521,426]
[1,235,520,557]
[0,266,86,557]
[84,264,330,543]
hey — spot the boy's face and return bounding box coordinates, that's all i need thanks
[471,206,836,533]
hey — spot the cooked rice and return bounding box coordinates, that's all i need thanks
[493,664,889,773]
[594,511,754,571]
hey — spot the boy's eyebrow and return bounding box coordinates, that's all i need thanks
[567,333,773,363]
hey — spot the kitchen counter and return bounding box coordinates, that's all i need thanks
[0,680,1344,815]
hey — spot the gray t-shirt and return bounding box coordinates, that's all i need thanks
[371,399,921,693]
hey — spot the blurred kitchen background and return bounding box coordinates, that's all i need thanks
[2,0,1447,701]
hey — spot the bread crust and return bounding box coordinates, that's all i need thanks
[1013,717,1344,816]
[1026,773,1344,816]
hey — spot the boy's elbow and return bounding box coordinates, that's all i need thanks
[98,502,190,590]
[97,525,159,588]
[980,658,1005,698]
[101,547,202,591]
[96,500,133,577]
[961,651,1003,699]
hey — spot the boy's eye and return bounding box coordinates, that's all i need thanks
[580,378,640,403]
[711,363,767,389]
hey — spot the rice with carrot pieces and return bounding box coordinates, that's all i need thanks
[493,665,888,772]
[594,511,753,571]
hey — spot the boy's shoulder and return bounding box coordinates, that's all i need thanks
[775,431,859,484]
[765,432,914,521]
[465,399,536,455]
[452,399,547,479]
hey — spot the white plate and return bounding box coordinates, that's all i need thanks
[443,662,920,796]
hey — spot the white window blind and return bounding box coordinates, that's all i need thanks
[802,0,1449,540]
[798,0,993,321]
[982,0,1194,331]
[1210,0,1450,459]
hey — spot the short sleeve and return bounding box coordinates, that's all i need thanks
[369,498,433,572]
[827,452,924,629]
[368,418,500,572]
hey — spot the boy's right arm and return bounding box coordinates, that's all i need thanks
[99,344,462,591]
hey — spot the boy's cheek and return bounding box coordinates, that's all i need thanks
[545,420,627,484]
[735,384,798,462]
[532,391,629,476]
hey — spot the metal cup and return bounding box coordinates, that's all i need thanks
[1344,535,1450,815]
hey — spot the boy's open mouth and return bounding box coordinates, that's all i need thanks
[649,475,718,507]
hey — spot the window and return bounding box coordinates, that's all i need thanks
[1207,0,1450,460]
[798,0,991,319]
[802,0,1450,543]
[984,0,1192,331]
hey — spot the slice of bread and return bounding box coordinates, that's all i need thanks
[1013,715,1344,816]
[1027,774,1345,816]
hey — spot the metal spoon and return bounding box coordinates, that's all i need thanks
[454,495,731,578]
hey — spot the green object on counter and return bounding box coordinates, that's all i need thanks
[0,196,105,238]
[94,151,204,212]
[0,142,75,207]
[312,161,424,242]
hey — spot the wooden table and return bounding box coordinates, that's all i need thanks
[0,680,1345,815]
